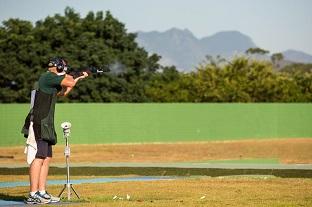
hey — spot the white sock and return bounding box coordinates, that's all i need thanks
[39,190,46,195]
[30,191,36,196]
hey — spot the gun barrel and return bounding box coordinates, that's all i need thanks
[96,69,104,74]
[67,65,109,78]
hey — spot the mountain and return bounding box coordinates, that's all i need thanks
[136,28,312,71]
[201,31,256,57]
[136,28,256,71]
[282,50,312,63]
[136,28,203,70]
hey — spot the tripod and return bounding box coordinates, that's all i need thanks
[58,122,80,200]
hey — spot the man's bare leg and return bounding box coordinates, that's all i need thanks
[38,157,51,191]
[29,158,44,193]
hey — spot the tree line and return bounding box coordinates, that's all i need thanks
[147,57,312,102]
[0,8,311,103]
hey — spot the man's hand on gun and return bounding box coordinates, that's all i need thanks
[73,71,88,83]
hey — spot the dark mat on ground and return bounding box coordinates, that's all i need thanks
[0,166,311,178]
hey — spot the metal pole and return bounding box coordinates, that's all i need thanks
[58,124,80,200]
[65,136,71,200]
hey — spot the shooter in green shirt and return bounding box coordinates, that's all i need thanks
[22,57,88,204]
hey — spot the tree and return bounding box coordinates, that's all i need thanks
[0,8,160,103]
[271,53,284,68]
[245,47,270,55]
[145,66,193,102]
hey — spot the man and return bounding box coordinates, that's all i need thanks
[21,57,88,204]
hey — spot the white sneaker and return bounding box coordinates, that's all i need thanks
[38,191,60,203]
[24,192,51,204]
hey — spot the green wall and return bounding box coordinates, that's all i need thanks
[0,103,311,146]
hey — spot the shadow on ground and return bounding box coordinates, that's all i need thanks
[0,193,24,201]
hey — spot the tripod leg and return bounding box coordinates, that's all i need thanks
[58,184,66,197]
[71,184,80,199]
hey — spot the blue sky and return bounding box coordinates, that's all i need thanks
[0,0,311,54]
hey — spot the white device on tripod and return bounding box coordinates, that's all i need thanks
[61,122,71,136]
[58,122,80,200]
[61,122,71,157]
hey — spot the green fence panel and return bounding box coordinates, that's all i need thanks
[0,103,311,146]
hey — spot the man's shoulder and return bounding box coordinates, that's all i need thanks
[39,71,54,80]
[40,71,57,78]
[40,72,64,81]
[39,71,65,89]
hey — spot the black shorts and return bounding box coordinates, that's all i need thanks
[36,139,52,159]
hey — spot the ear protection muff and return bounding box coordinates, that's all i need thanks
[48,57,65,73]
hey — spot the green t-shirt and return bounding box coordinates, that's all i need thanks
[38,71,65,94]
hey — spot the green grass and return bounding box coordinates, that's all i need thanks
[1,103,312,146]
[1,176,312,207]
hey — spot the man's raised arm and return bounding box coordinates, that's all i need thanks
[58,72,88,96]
